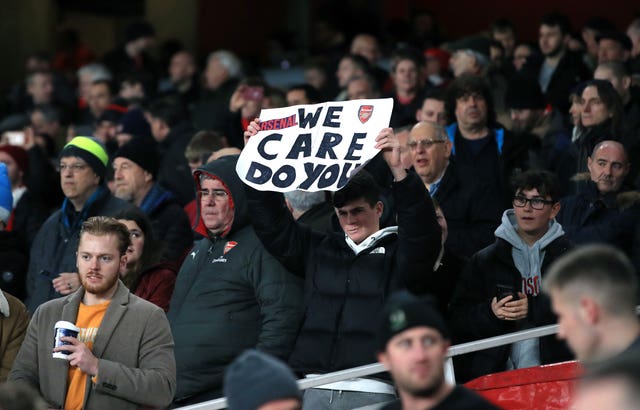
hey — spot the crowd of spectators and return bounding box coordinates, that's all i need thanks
[1,10,640,409]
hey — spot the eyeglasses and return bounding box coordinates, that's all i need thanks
[198,189,228,200]
[513,196,555,210]
[58,163,88,173]
[407,139,446,150]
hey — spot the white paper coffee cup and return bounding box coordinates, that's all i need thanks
[52,320,79,360]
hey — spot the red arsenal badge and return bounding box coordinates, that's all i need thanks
[224,241,238,254]
[358,105,374,124]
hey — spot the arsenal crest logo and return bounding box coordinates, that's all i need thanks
[358,105,374,124]
[224,241,238,254]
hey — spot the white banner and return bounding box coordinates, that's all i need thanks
[236,98,393,192]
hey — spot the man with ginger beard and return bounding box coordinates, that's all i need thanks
[374,292,499,409]
[9,216,176,409]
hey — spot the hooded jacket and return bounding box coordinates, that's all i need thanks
[167,156,302,402]
[245,170,442,375]
[449,210,572,381]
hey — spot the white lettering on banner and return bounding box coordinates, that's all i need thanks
[236,98,394,192]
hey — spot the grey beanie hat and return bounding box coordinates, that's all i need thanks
[224,350,302,410]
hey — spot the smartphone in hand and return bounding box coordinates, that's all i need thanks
[495,284,519,301]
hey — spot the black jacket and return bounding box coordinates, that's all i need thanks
[440,125,531,257]
[381,386,500,410]
[522,50,590,115]
[0,230,28,300]
[12,189,48,252]
[168,156,303,402]
[557,180,640,265]
[157,121,195,207]
[572,119,620,176]
[245,171,441,375]
[434,159,504,258]
[449,235,573,381]
[139,183,193,264]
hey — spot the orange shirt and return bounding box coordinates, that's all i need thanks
[64,301,110,410]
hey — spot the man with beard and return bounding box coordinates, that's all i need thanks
[9,216,176,409]
[522,13,590,115]
[112,137,192,263]
[375,292,499,409]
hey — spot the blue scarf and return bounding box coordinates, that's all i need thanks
[61,185,108,232]
[139,183,172,215]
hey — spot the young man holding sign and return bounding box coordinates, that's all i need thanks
[243,118,442,409]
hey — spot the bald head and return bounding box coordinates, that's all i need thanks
[588,140,630,194]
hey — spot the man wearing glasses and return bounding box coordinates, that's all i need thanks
[449,170,573,382]
[25,136,133,313]
[408,121,503,258]
[168,155,302,406]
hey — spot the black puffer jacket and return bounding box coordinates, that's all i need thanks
[245,171,441,375]
[168,156,303,402]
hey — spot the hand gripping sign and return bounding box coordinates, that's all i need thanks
[236,98,393,192]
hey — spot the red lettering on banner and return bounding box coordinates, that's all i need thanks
[261,114,298,131]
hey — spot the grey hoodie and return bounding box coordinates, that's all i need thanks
[494,209,564,369]
[495,209,564,297]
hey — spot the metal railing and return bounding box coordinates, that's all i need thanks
[176,323,560,410]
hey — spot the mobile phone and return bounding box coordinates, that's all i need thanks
[243,86,264,102]
[495,284,519,301]
[5,131,25,146]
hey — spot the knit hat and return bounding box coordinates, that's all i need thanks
[505,74,546,110]
[114,136,159,177]
[224,350,302,410]
[0,163,13,224]
[376,291,450,352]
[118,108,152,140]
[0,145,29,174]
[59,136,109,179]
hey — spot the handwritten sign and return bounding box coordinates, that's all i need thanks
[236,98,393,192]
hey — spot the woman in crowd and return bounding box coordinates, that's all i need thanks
[116,208,177,312]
